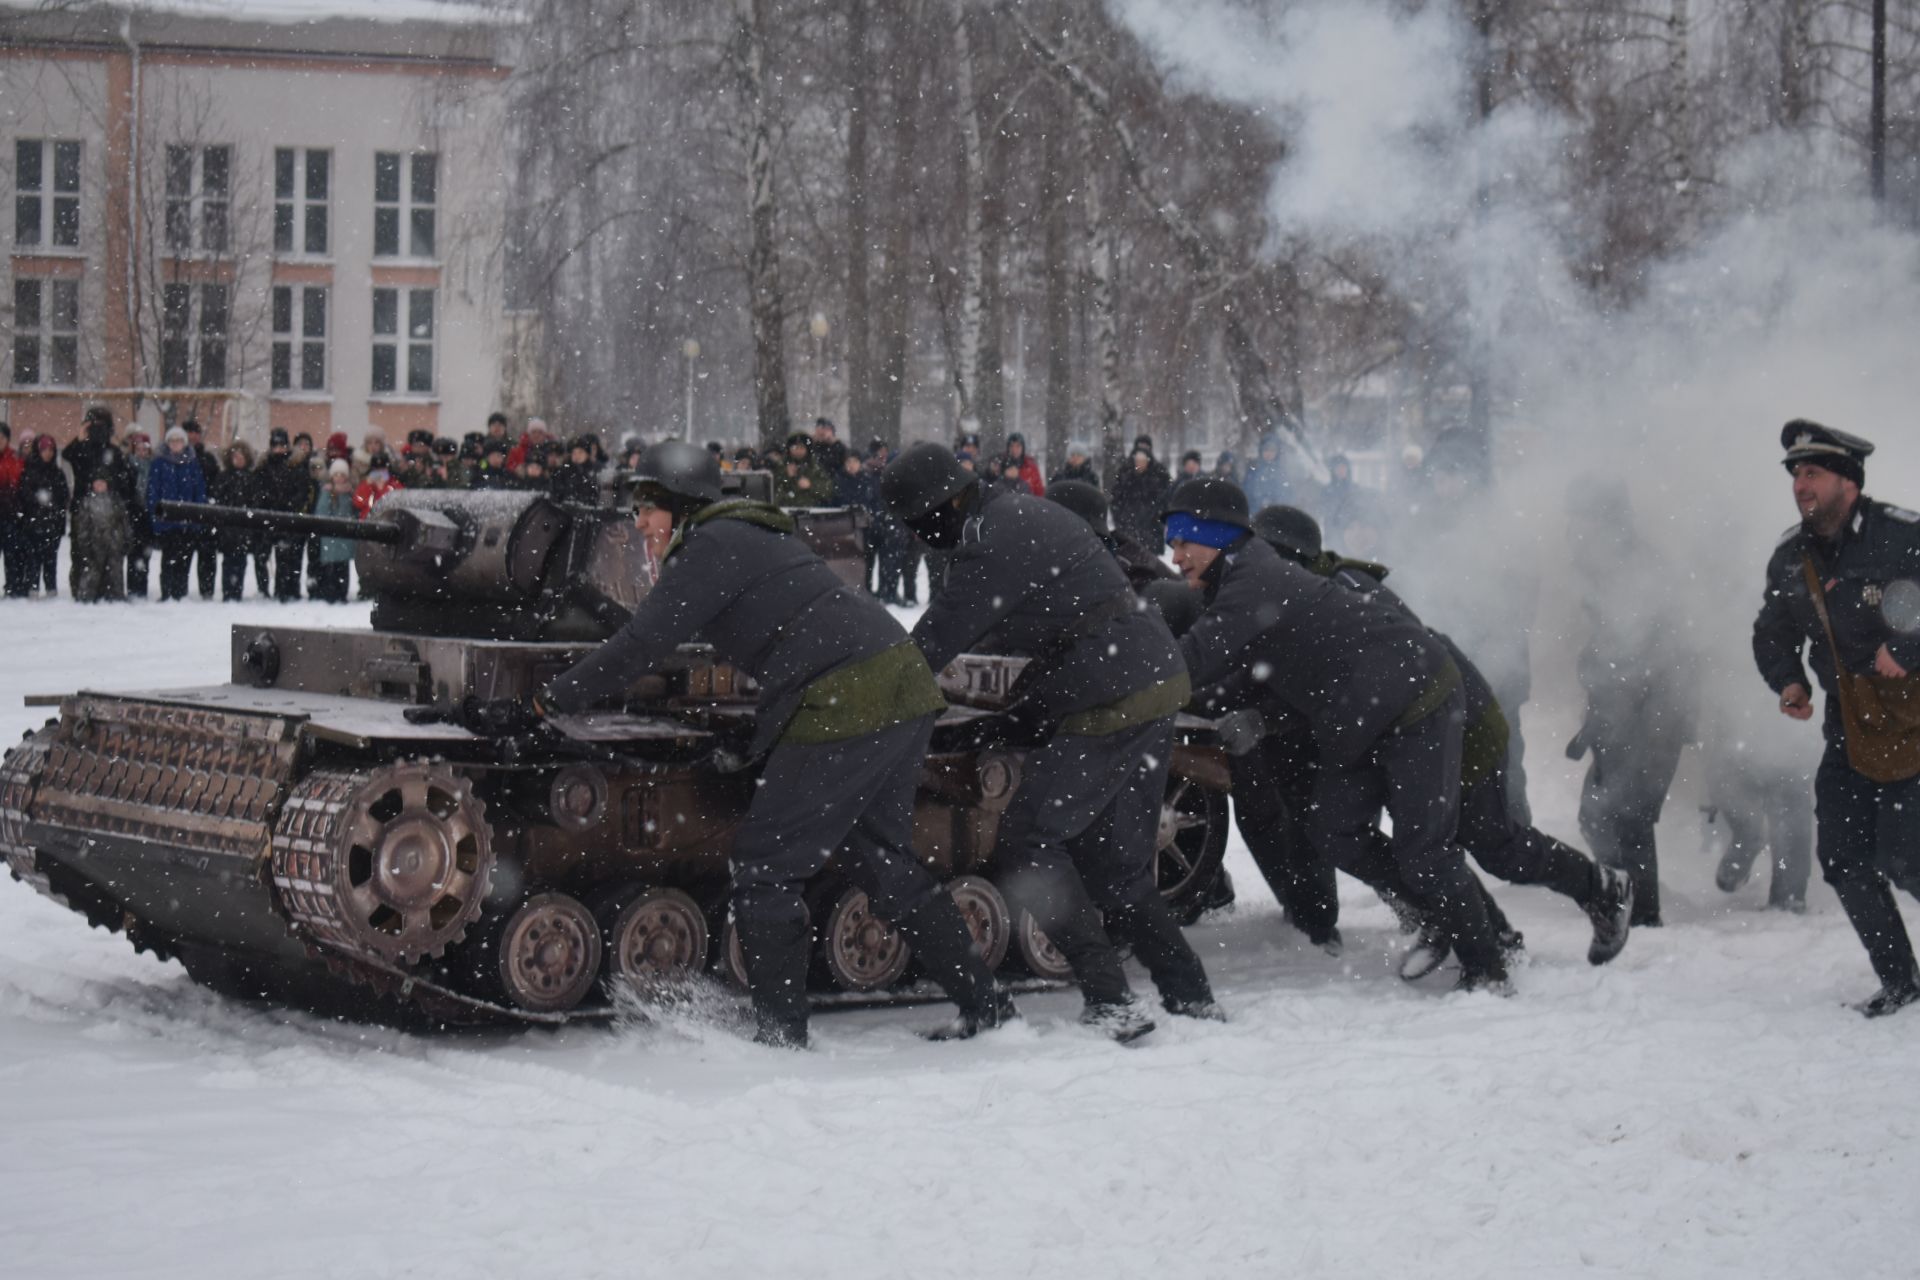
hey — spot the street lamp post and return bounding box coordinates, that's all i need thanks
[682,338,700,442]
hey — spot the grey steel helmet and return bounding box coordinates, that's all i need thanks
[632,439,723,507]
[1045,479,1110,532]
[1160,475,1252,531]
[1252,504,1322,561]
[881,441,977,522]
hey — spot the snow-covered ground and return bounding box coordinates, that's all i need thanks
[2,583,1917,1280]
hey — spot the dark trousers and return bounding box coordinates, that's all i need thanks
[220,546,271,600]
[27,532,59,594]
[125,540,149,598]
[272,538,304,600]
[992,716,1213,1010]
[1311,692,1503,977]
[1231,731,1340,943]
[729,715,994,1039]
[157,530,195,600]
[0,523,24,597]
[191,530,217,598]
[1815,744,1920,988]
[1579,728,1685,923]
[1717,770,1814,907]
[1459,765,1598,907]
[310,561,350,603]
[902,538,925,603]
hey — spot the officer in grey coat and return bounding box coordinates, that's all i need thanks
[1753,420,1920,1017]
[1165,477,1512,992]
[541,442,1011,1047]
[883,443,1219,1041]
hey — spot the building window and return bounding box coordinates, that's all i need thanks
[15,139,81,249]
[164,145,231,254]
[372,286,433,394]
[274,147,330,256]
[11,277,79,385]
[160,283,229,388]
[271,284,327,392]
[373,151,436,258]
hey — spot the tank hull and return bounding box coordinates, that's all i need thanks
[3,628,1231,1026]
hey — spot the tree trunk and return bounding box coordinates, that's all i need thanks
[733,0,792,448]
[1040,117,1073,460]
[1871,0,1887,200]
[1077,104,1124,478]
[844,0,873,435]
[950,0,985,435]
[976,111,1009,453]
[872,0,926,448]
[1663,0,1696,236]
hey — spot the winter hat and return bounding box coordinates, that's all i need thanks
[164,425,189,445]
[1181,450,1203,466]
[269,428,290,448]
[328,459,351,479]
[1133,434,1155,455]
[182,418,203,436]
[326,431,350,460]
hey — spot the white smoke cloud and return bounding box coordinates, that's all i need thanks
[1111,0,1920,831]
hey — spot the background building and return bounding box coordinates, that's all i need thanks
[1,0,513,447]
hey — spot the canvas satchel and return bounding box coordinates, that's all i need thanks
[1802,556,1920,783]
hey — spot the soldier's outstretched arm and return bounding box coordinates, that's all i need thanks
[540,533,739,713]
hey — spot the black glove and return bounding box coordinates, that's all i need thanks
[1213,708,1266,756]
[459,696,546,737]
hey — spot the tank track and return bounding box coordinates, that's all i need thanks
[270,765,493,982]
[0,726,56,900]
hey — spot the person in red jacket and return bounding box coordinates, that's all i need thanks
[353,453,405,518]
[0,423,24,597]
[505,418,551,472]
[995,432,1045,496]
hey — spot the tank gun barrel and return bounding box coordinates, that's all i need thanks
[156,502,408,544]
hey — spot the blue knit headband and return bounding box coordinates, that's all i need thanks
[1164,512,1243,549]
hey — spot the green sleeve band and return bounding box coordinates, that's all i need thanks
[1058,672,1194,737]
[780,642,949,746]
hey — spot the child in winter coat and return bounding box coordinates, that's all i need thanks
[21,434,69,595]
[352,455,404,518]
[310,461,358,603]
[145,425,209,601]
[70,472,131,602]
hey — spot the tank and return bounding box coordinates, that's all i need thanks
[0,482,1230,1025]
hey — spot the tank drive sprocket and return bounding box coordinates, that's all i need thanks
[271,762,493,966]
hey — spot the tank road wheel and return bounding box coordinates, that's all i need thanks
[271,764,492,965]
[1009,909,1075,982]
[1156,776,1230,924]
[497,892,602,1013]
[947,875,1011,972]
[602,888,709,994]
[820,888,911,992]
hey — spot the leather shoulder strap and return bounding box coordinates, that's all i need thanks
[1801,554,1844,664]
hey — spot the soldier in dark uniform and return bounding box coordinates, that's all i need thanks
[882,443,1219,1041]
[1164,478,1512,993]
[1752,420,1920,1017]
[1566,480,1696,926]
[1252,504,1632,972]
[540,442,1012,1047]
[1044,479,1179,591]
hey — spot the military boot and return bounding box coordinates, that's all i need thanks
[1854,973,1920,1019]
[1586,864,1634,966]
[733,899,813,1049]
[1104,895,1218,1018]
[893,893,1015,1040]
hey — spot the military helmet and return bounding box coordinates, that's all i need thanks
[1045,479,1110,531]
[882,442,978,521]
[1253,504,1322,560]
[632,439,723,506]
[1160,476,1252,531]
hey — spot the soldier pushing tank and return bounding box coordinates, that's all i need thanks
[538,442,1013,1047]
[1161,475,1514,993]
[882,442,1220,1042]
[1752,421,1920,1018]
